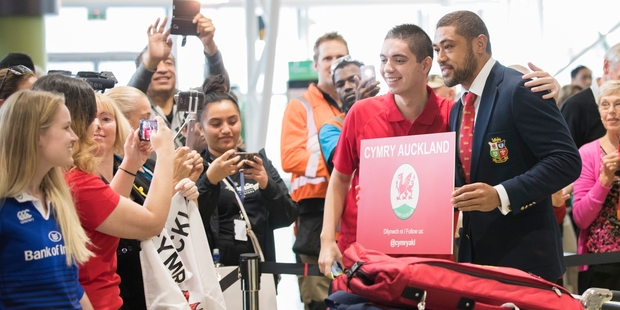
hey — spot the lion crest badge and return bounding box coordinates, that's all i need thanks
[488,137,509,163]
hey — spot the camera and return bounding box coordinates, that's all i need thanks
[170,0,200,36]
[139,119,158,141]
[175,90,205,113]
[47,70,118,92]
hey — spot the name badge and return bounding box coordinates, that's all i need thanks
[234,219,248,241]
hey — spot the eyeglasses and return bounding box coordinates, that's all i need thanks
[599,100,620,112]
[330,55,364,75]
[0,65,33,95]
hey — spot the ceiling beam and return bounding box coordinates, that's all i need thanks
[59,0,447,7]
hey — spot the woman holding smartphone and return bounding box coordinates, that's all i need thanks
[0,90,93,309]
[94,93,200,309]
[32,74,177,310]
[197,75,298,267]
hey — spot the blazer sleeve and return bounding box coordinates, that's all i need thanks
[572,142,610,229]
[500,81,582,212]
[257,148,300,229]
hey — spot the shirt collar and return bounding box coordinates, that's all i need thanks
[386,85,439,125]
[13,191,51,212]
[13,191,41,203]
[316,84,342,112]
[461,57,496,102]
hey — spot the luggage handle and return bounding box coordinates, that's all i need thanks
[581,288,620,310]
[346,261,366,288]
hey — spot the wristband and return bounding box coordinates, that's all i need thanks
[118,167,137,177]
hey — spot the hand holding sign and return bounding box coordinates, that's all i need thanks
[451,183,501,212]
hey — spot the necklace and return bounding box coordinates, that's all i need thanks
[605,135,619,155]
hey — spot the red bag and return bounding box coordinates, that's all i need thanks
[332,242,583,310]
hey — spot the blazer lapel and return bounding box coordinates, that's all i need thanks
[470,62,504,182]
[451,99,465,186]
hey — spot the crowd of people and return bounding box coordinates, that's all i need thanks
[1,8,620,309]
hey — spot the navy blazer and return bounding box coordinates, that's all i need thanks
[450,62,581,282]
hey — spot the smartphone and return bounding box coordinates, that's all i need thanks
[139,119,158,141]
[175,91,205,113]
[170,0,200,36]
[232,152,259,169]
[330,261,344,279]
[360,65,376,83]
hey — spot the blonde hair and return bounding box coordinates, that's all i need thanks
[0,90,92,265]
[599,80,620,102]
[105,86,149,124]
[95,93,132,156]
[31,74,101,175]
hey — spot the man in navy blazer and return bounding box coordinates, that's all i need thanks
[433,11,581,282]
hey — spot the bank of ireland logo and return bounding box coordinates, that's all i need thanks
[390,164,420,220]
[48,231,62,242]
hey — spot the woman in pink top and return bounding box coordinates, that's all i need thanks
[572,80,620,294]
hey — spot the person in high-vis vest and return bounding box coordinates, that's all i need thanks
[280,32,348,310]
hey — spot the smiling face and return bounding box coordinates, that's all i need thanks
[314,40,349,87]
[380,38,428,96]
[148,55,176,95]
[433,26,479,89]
[93,107,117,157]
[199,100,241,158]
[599,92,620,133]
[39,105,78,169]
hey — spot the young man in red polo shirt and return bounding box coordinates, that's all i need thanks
[318,24,455,276]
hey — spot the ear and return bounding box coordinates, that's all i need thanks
[603,59,610,76]
[421,56,433,75]
[313,59,319,72]
[473,34,488,55]
[0,99,4,107]
[448,88,456,100]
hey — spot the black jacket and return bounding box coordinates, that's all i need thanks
[197,148,298,266]
[560,87,605,149]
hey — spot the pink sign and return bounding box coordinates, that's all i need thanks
[358,132,455,254]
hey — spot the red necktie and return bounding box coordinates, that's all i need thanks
[459,92,477,183]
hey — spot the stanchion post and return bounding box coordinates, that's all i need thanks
[240,253,261,310]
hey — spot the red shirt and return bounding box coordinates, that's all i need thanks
[66,169,122,310]
[333,86,454,257]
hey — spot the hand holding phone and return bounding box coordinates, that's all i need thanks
[330,261,344,279]
[170,0,200,36]
[234,152,259,169]
[139,119,158,141]
[360,65,376,83]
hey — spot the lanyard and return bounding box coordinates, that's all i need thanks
[227,172,245,203]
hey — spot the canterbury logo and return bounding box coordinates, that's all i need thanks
[17,209,33,224]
